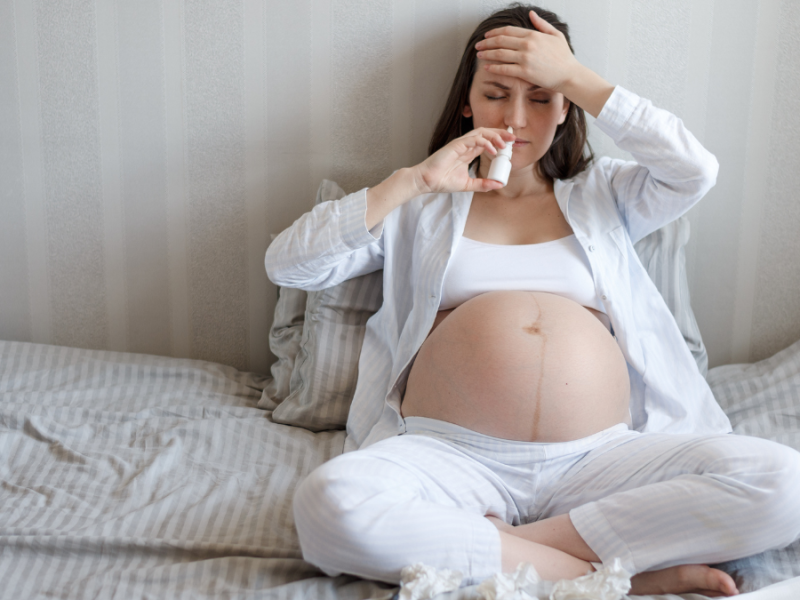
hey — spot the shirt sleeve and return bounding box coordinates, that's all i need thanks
[265,188,385,291]
[593,86,720,244]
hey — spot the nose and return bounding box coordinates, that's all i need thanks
[504,94,527,130]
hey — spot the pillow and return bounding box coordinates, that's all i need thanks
[269,181,383,431]
[259,181,357,414]
[633,216,709,376]
[263,179,709,430]
[257,285,307,411]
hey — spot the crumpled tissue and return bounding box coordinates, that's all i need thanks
[477,563,549,600]
[476,558,631,600]
[550,558,631,600]
[398,563,464,600]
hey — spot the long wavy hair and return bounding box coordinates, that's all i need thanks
[428,4,594,181]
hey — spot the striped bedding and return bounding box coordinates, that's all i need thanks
[1,339,799,599]
[0,341,394,599]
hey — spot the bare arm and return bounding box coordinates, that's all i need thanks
[365,168,420,231]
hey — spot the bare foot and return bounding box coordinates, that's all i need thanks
[631,564,739,597]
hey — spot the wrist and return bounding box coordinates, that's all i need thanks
[554,58,586,96]
[406,164,431,196]
[557,63,615,119]
[365,167,424,230]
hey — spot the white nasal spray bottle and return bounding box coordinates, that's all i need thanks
[487,126,514,186]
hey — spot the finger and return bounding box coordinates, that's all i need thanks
[499,129,516,142]
[476,48,520,64]
[465,177,505,193]
[473,128,512,150]
[486,128,516,145]
[462,127,513,151]
[529,10,559,35]
[476,136,499,155]
[483,62,525,79]
[459,133,496,156]
[475,35,525,51]
[484,25,529,39]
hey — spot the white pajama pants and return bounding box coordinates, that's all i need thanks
[293,417,800,586]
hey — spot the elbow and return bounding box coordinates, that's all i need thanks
[264,240,330,291]
[704,153,719,189]
[695,151,720,197]
[264,242,285,287]
[265,230,305,288]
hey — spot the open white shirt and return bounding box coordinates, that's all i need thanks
[266,85,732,451]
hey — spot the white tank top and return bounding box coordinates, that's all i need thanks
[439,234,607,313]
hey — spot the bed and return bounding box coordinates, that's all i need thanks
[1,183,799,600]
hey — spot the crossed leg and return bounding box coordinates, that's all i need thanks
[489,432,800,596]
[488,515,739,596]
[294,425,800,595]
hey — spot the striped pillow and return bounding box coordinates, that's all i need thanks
[257,285,307,411]
[264,180,708,430]
[634,216,709,376]
[270,181,383,431]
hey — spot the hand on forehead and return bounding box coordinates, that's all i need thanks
[473,10,577,93]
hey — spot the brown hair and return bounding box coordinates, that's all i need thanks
[428,3,594,181]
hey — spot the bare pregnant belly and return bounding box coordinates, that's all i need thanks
[401,291,631,442]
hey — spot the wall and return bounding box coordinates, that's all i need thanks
[0,0,798,373]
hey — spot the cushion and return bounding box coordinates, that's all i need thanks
[634,216,709,376]
[269,181,383,431]
[257,285,307,411]
[263,180,708,430]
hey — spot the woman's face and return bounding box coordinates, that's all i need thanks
[463,59,570,174]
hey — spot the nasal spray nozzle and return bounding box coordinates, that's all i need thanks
[487,126,514,186]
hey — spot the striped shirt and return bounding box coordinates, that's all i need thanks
[265,85,733,451]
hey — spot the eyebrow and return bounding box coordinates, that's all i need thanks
[484,81,543,91]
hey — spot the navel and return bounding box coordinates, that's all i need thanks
[524,322,541,335]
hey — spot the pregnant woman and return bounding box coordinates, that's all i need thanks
[266,5,800,596]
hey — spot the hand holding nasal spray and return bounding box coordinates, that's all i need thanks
[487,126,514,186]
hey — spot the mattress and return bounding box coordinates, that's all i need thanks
[1,338,799,599]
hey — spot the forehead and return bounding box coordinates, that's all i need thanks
[471,60,551,92]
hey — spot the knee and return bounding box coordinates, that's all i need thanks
[753,441,800,536]
[708,436,800,543]
[293,459,359,573]
[292,456,406,581]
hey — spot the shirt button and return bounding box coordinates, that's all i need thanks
[601,294,608,301]
[588,245,595,252]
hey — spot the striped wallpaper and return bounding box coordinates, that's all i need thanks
[0,0,798,374]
